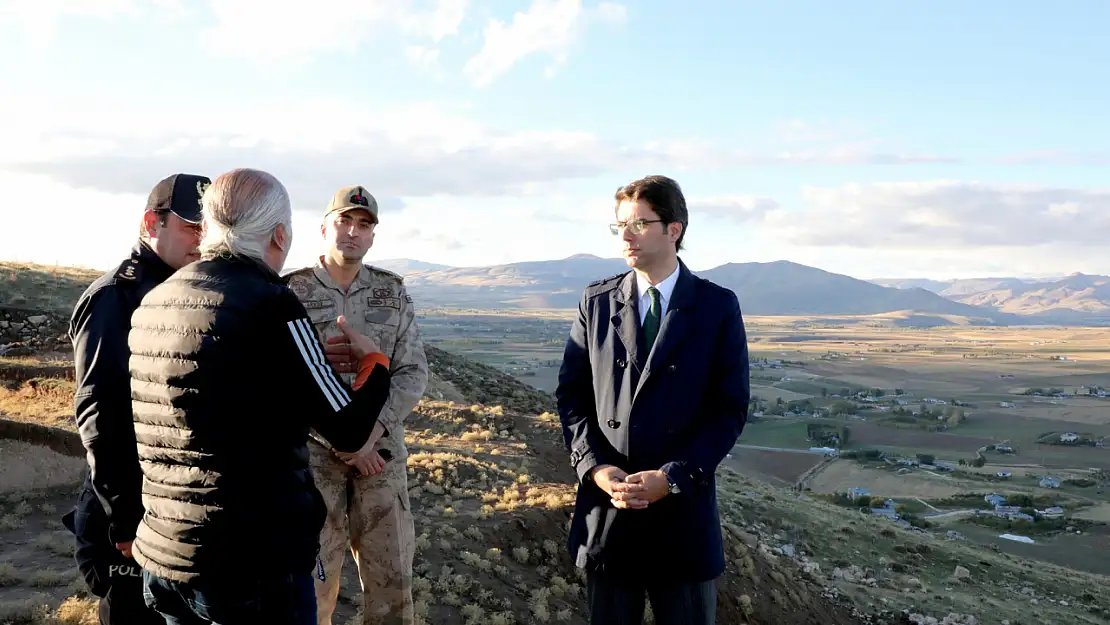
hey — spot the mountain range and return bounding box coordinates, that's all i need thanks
[872,273,1110,319]
[372,255,1110,326]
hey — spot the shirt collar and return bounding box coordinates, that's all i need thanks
[312,255,372,293]
[635,263,680,305]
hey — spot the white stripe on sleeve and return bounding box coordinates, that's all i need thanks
[294,319,351,405]
[287,319,344,411]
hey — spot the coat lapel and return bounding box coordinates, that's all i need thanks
[610,273,644,373]
[633,260,696,400]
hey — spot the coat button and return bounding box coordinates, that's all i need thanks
[617,359,626,368]
[668,364,677,372]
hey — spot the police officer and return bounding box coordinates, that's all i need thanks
[284,185,429,625]
[64,172,210,625]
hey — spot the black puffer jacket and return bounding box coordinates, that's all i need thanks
[127,253,391,583]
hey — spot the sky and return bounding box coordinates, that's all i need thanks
[0,0,1107,280]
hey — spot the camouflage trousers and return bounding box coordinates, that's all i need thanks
[309,441,415,625]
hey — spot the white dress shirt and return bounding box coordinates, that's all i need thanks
[635,264,680,326]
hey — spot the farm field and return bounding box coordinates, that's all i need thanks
[807,460,968,499]
[749,384,814,403]
[723,448,826,488]
[731,322,1110,475]
[734,419,812,449]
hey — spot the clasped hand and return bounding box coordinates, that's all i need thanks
[336,433,386,477]
[324,315,385,476]
[592,465,671,509]
[323,315,380,374]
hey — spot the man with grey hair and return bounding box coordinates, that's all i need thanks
[127,168,395,625]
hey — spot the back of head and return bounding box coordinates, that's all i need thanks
[199,168,291,263]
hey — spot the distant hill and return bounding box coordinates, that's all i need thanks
[5,257,1106,326]
[0,261,102,314]
[401,254,629,309]
[395,256,1025,323]
[868,277,955,293]
[699,261,1015,320]
[371,258,452,274]
[872,273,1110,322]
[871,277,1038,297]
[951,273,1110,315]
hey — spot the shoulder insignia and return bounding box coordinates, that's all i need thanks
[366,265,404,283]
[280,266,315,283]
[584,272,626,296]
[587,272,625,288]
[114,258,141,282]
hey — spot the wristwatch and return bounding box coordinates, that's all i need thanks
[666,473,681,495]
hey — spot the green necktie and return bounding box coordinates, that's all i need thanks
[643,286,662,349]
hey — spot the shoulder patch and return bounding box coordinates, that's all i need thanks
[280,266,315,284]
[584,272,626,296]
[114,258,141,282]
[366,265,404,283]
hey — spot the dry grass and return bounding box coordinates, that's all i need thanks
[0,440,86,495]
[0,378,75,429]
[0,562,18,587]
[0,261,101,316]
[0,596,100,625]
[51,597,98,625]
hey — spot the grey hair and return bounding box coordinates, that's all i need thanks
[198,168,291,261]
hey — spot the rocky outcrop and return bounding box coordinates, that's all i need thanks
[0,307,70,355]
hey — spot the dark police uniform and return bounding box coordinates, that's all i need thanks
[63,173,210,625]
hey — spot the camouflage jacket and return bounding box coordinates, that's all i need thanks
[284,258,429,460]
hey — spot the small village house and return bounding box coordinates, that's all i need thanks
[1039,476,1062,489]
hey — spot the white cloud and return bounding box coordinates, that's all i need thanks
[199,0,466,62]
[770,181,1110,248]
[405,44,441,68]
[689,196,781,223]
[403,0,467,42]
[463,0,625,87]
[1,92,955,212]
[998,150,1110,166]
[0,0,185,47]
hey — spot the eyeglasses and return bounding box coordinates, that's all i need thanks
[609,219,664,236]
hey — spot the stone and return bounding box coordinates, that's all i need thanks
[953,565,971,581]
[27,315,47,325]
[779,544,796,557]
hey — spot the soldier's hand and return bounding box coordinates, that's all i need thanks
[115,541,134,559]
[324,336,356,373]
[347,450,386,476]
[336,315,380,360]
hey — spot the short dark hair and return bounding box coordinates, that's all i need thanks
[614,175,688,251]
[139,210,172,240]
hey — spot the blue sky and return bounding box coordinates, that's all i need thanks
[0,0,1107,278]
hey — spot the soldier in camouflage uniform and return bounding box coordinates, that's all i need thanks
[284,185,429,625]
